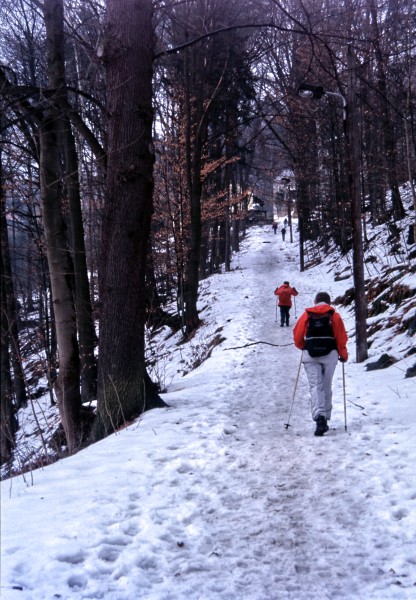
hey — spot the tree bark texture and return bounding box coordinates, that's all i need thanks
[92,0,164,441]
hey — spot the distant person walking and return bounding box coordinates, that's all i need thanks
[293,292,348,436]
[274,281,298,327]
[281,227,286,241]
[272,221,278,235]
[284,218,288,227]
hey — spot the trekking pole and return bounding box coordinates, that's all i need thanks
[284,354,302,429]
[342,362,347,432]
[294,296,297,319]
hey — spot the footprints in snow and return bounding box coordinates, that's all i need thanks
[43,492,146,594]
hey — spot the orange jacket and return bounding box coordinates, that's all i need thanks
[293,303,348,361]
[274,284,298,307]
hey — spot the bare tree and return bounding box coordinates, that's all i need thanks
[39,0,84,452]
[155,0,259,335]
[91,0,165,442]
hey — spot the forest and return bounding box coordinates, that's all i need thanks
[1,0,415,469]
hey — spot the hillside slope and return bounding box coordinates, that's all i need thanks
[1,198,415,599]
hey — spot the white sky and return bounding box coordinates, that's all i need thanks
[1,216,415,600]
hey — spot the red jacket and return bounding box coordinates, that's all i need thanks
[274,284,298,307]
[293,303,348,361]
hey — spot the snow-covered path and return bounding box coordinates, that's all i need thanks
[1,225,415,600]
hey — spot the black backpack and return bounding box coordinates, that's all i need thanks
[305,311,337,357]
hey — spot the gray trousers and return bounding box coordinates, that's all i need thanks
[302,350,339,421]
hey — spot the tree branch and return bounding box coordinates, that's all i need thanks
[224,341,294,350]
[154,21,366,61]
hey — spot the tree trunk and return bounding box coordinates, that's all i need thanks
[42,0,97,405]
[224,209,231,272]
[42,0,83,452]
[183,49,204,335]
[61,120,97,402]
[295,175,306,272]
[347,45,368,363]
[404,73,416,242]
[1,218,17,466]
[91,0,165,442]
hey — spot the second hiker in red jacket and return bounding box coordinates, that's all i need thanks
[274,281,298,327]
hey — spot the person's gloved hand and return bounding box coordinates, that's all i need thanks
[339,356,347,363]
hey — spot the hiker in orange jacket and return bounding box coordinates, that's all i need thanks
[274,281,298,327]
[293,291,348,436]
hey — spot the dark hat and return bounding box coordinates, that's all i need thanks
[315,292,331,304]
[284,281,289,284]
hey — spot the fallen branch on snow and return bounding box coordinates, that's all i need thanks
[347,399,365,409]
[224,341,294,350]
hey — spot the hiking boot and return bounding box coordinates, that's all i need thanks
[314,415,329,437]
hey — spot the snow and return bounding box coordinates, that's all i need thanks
[1,222,416,600]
